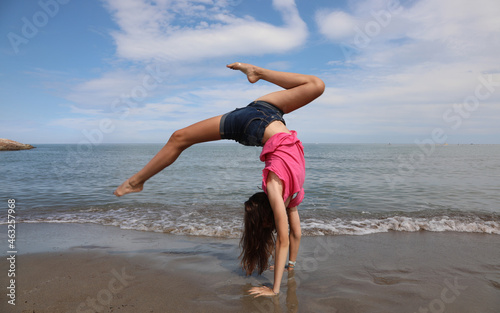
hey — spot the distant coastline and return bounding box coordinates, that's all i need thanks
[0,138,35,151]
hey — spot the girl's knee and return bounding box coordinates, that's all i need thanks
[169,129,191,150]
[311,76,325,96]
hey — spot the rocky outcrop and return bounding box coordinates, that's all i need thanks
[0,138,35,151]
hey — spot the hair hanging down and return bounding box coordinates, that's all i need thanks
[239,192,276,276]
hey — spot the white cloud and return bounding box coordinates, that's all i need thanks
[53,66,284,143]
[316,10,358,40]
[292,62,500,143]
[317,0,500,69]
[104,0,308,62]
[65,69,143,108]
[46,0,500,144]
[306,0,500,142]
[60,0,308,118]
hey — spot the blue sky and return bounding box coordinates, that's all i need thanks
[1,0,499,144]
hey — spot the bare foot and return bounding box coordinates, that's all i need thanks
[226,62,261,83]
[114,178,143,197]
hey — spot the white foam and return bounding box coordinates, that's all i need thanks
[300,216,500,236]
[5,212,499,238]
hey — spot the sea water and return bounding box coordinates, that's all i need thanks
[1,143,499,237]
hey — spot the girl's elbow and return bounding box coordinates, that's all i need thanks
[277,235,289,248]
[291,228,302,240]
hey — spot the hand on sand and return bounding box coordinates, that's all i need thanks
[248,286,278,298]
[113,178,143,197]
[226,62,261,84]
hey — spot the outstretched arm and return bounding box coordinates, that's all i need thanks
[249,172,289,297]
[287,206,301,269]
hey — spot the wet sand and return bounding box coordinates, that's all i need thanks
[1,223,499,313]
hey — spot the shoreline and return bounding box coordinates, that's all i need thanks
[1,223,499,312]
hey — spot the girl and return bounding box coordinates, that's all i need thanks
[114,63,325,297]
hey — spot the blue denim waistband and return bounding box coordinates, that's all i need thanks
[249,100,284,116]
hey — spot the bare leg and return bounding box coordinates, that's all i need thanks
[227,63,325,114]
[115,62,324,197]
[114,115,222,196]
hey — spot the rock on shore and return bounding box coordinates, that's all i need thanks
[0,138,35,151]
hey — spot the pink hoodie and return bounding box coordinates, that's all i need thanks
[260,131,305,208]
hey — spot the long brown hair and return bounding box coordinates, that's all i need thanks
[239,192,276,275]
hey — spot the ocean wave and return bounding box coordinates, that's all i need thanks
[6,212,500,238]
[300,216,500,236]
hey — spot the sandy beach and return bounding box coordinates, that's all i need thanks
[1,223,499,313]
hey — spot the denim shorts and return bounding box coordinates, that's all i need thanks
[220,100,286,146]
